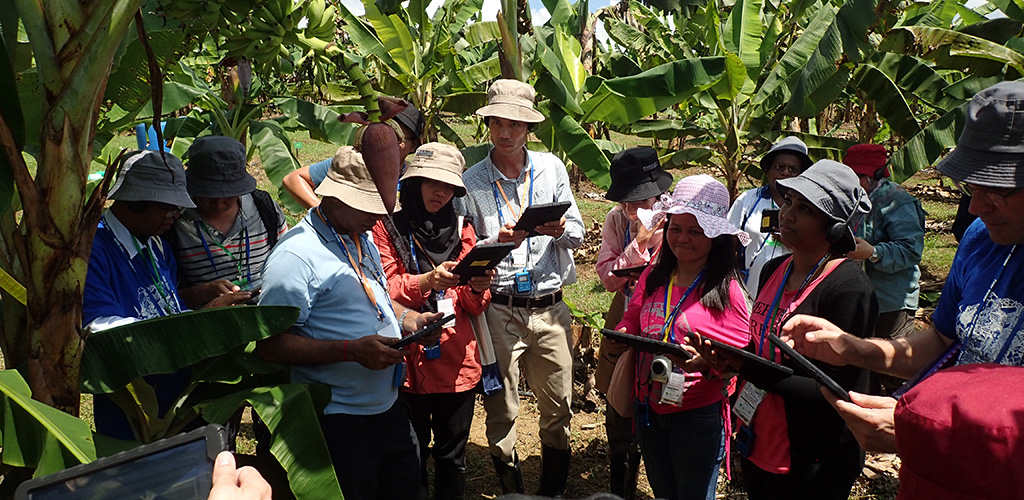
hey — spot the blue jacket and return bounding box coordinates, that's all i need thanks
[858,179,925,313]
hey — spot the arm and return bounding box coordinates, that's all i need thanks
[254,329,405,370]
[281,164,320,209]
[869,199,925,274]
[596,209,632,293]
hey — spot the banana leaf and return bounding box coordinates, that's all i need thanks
[881,25,1024,75]
[851,64,922,140]
[541,102,612,189]
[0,370,96,476]
[722,0,764,77]
[251,120,305,213]
[363,0,416,77]
[888,102,968,183]
[273,97,360,146]
[81,306,299,394]
[201,384,341,500]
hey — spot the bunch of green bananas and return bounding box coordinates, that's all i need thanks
[303,0,337,42]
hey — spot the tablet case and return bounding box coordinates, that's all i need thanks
[450,242,515,285]
[513,201,571,236]
[601,329,693,360]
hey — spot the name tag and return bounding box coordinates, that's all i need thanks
[659,371,688,406]
[511,245,528,268]
[733,382,766,425]
[437,297,456,328]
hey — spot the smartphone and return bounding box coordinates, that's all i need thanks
[760,209,779,233]
[244,288,262,306]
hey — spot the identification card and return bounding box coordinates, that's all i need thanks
[437,297,456,328]
[659,371,687,406]
[733,382,766,425]
[511,245,528,268]
[423,343,442,360]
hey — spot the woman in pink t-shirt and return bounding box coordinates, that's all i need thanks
[612,175,751,500]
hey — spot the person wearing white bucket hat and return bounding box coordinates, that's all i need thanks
[461,79,584,496]
[256,146,443,499]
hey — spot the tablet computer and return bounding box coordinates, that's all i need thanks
[685,333,794,376]
[450,242,515,285]
[16,425,228,500]
[393,314,457,350]
[611,264,647,278]
[765,334,851,402]
[512,201,571,236]
[601,329,692,360]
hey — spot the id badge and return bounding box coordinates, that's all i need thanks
[514,271,532,293]
[437,297,456,328]
[423,342,442,360]
[733,382,766,425]
[393,362,406,387]
[659,371,687,406]
[510,246,528,268]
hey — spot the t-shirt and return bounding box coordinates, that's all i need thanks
[935,219,1024,366]
[308,158,332,186]
[616,270,749,414]
[259,213,402,415]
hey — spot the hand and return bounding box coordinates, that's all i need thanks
[428,262,459,291]
[498,223,528,246]
[533,216,566,238]
[667,344,707,373]
[205,290,253,308]
[468,269,495,293]
[847,237,874,261]
[604,328,631,356]
[410,310,445,345]
[208,451,272,500]
[780,314,856,366]
[347,334,406,369]
[635,218,662,250]
[821,388,898,452]
[685,332,745,373]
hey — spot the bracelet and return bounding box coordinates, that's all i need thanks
[399,309,412,331]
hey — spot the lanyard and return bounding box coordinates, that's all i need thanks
[757,254,830,356]
[317,208,390,321]
[195,221,251,286]
[408,234,447,303]
[491,155,535,270]
[974,245,1019,362]
[660,269,706,344]
[624,220,632,250]
[122,229,175,316]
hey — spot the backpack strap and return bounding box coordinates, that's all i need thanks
[251,189,284,248]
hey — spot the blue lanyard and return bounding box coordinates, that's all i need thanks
[660,269,706,344]
[624,220,632,249]
[195,221,251,285]
[408,233,447,303]
[491,155,535,270]
[757,254,830,356]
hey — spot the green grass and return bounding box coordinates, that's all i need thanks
[921,199,956,223]
[922,232,957,280]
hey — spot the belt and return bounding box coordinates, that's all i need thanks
[492,290,563,309]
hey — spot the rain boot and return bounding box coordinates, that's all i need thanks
[434,462,466,500]
[536,445,571,497]
[491,453,524,494]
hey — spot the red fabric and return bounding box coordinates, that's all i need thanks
[843,143,889,178]
[895,363,1024,500]
[372,219,489,394]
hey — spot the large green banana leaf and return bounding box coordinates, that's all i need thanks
[538,102,613,189]
[0,370,96,477]
[81,306,299,394]
[251,120,305,212]
[273,97,361,146]
[104,29,191,119]
[888,103,968,183]
[881,25,1024,74]
[201,384,341,500]
[851,64,921,140]
[722,0,764,77]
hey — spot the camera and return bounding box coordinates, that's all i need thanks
[650,355,672,383]
[759,209,779,233]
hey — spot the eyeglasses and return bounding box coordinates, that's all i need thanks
[770,163,803,175]
[954,180,1023,208]
[154,203,186,218]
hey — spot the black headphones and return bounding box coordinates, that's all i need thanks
[825,189,872,244]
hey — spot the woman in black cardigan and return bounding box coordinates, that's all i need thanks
[695,160,878,500]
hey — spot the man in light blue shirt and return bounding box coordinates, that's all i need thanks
[257,146,439,499]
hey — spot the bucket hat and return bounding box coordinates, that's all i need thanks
[760,136,814,174]
[400,142,467,197]
[315,146,387,215]
[475,79,545,124]
[605,147,674,203]
[895,363,1024,500]
[109,150,196,209]
[937,81,1024,188]
[844,144,889,179]
[776,159,872,248]
[637,174,750,246]
[185,136,257,198]
[393,102,425,140]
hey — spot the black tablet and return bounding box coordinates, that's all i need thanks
[450,242,515,285]
[601,329,693,360]
[16,425,228,500]
[393,314,456,349]
[685,333,794,376]
[611,264,647,278]
[765,334,851,402]
[513,201,571,236]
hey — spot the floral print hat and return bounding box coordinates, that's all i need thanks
[638,174,751,247]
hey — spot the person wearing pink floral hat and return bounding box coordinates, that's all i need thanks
[610,174,751,500]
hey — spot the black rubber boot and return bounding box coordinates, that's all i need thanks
[622,448,641,500]
[536,445,571,497]
[434,462,466,500]
[491,453,524,494]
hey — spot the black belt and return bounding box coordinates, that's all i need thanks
[492,290,563,309]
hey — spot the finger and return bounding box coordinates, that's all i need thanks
[235,466,272,498]
[378,335,400,346]
[211,451,237,487]
[849,391,897,410]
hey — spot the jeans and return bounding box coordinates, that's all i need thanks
[636,401,725,500]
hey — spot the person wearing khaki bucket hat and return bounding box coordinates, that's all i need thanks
[370,143,495,500]
[256,145,445,499]
[462,79,584,496]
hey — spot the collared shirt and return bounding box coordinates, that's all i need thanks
[461,148,584,297]
[259,214,401,415]
[858,179,925,313]
[727,186,791,295]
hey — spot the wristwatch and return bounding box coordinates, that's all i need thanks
[869,247,880,263]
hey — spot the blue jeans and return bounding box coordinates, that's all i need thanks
[636,401,725,500]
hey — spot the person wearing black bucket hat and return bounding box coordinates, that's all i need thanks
[169,136,287,309]
[728,136,814,296]
[594,146,673,499]
[777,81,1024,465]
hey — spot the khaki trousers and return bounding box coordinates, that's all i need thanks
[483,299,574,464]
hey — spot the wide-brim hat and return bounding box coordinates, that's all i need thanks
[844,143,889,178]
[315,146,387,215]
[759,136,814,173]
[475,79,545,124]
[776,159,871,247]
[109,150,196,209]
[937,81,1024,188]
[400,142,467,197]
[605,147,674,203]
[637,174,750,246]
[185,136,257,198]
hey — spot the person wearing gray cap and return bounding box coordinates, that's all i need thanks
[282,100,425,209]
[780,81,1024,454]
[460,79,584,496]
[727,136,814,296]
[692,160,877,500]
[169,136,287,308]
[82,150,248,440]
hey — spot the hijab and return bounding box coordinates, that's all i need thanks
[391,177,462,275]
